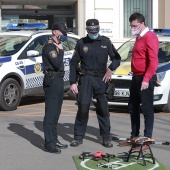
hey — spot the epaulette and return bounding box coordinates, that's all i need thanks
[48,37,53,44]
[78,37,85,41]
[102,35,110,40]
[74,37,84,44]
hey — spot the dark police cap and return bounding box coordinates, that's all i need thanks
[86,19,100,33]
[51,22,68,34]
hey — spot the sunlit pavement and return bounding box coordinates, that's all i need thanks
[0,95,170,170]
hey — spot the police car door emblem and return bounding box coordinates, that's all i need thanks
[34,62,42,74]
[50,51,57,58]
[83,46,88,53]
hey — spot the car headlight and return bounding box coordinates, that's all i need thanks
[157,71,166,82]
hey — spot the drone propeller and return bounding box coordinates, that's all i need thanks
[79,151,92,160]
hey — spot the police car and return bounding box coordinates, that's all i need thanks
[92,29,170,112]
[0,22,80,111]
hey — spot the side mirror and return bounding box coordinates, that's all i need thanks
[27,50,40,57]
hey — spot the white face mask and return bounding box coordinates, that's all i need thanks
[131,24,142,36]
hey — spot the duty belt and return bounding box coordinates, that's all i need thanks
[81,70,105,77]
[50,71,65,77]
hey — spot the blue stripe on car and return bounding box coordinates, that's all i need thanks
[17,63,44,75]
[157,63,170,73]
[0,56,11,63]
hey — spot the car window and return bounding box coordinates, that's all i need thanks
[117,41,134,61]
[118,40,170,64]
[61,40,70,51]
[158,42,170,63]
[60,36,78,51]
[67,37,78,50]
[27,35,48,55]
[0,35,29,56]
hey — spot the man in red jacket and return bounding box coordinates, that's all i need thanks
[127,12,159,151]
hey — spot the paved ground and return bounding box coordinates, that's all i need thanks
[0,95,170,170]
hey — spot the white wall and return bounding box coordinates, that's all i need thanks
[0,1,1,32]
[77,0,125,48]
[94,0,120,39]
[77,0,86,37]
[152,0,158,28]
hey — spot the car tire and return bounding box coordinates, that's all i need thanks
[0,78,21,111]
[163,92,170,112]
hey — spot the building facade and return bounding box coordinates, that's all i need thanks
[0,0,170,47]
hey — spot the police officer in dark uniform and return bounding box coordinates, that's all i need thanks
[69,19,121,148]
[42,22,68,153]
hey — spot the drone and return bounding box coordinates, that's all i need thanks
[79,151,93,160]
[79,151,115,162]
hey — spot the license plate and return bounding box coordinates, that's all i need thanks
[114,90,130,97]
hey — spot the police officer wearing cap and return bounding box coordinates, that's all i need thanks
[69,19,121,148]
[42,22,68,153]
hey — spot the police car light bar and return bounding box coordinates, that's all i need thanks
[6,22,47,30]
[150,29,170,35]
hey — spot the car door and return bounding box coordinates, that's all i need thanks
[61,36,79,91]
[23,35,49,95]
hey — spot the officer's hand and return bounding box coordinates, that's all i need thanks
[54,43,63,50]
[141,81,149,91]
[103,68,112,83]
[70,84,78,94]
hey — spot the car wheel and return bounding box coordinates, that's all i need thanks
[0,78,21,111]
[163,92,170,112]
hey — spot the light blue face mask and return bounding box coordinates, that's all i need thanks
[88,33,99,39]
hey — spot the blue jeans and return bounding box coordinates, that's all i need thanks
[128,75,157,138]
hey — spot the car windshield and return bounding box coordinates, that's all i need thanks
[117,41,170,63]
[0,35,29,56]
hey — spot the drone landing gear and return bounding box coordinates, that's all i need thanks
[126,137,155,166]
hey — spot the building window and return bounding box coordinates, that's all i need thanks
[124,0,152,37]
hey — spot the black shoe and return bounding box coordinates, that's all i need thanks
[70,139,83,147]
[103,139,113,148]
[45,145,61,154]
[55,141,68,149]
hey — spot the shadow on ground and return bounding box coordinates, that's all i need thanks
[19,93,73,106]
[7,121,113,150]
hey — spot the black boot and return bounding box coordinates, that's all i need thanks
[103,138,113,148]
[45,145,61,154]
[70,139,83,147]
[56,140,68,149]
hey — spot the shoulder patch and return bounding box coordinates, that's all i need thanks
[48,39,53,44]
[102,35,110,39]
[77,37,84,43]
[49,51,57,58]
[48,37,54,44]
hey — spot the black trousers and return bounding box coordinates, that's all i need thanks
[128,75,157,138]
[74,75,111,140]
[43,76,64,148]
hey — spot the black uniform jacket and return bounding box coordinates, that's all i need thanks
[69,35,121,85]
[42,38,64,73]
